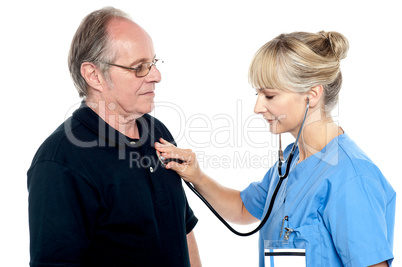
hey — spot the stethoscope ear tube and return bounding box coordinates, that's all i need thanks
[185,98,310,236]
[278,97,309,178]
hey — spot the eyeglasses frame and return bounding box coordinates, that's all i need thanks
[101,58,163,78]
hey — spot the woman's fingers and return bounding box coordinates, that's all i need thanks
[164,150,193,162]
[154,139,201,183]
[155,145,188,162]
[154,138,198,175]
[154,138,174,149]
[155,139,194,163]
[155,139,175,153]
[155,140,173,154]
[159,138,172,145]
[165,160,190,172]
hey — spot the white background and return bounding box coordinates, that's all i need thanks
[1,0,401,266]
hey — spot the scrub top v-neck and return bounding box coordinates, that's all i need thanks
[241,134,395,267]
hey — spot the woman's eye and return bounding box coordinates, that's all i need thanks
[255,93,274,99]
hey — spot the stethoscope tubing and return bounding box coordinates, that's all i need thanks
[185,176,286,236]
[176,98,310,237]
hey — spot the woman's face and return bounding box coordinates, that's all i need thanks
[254,88,308,137]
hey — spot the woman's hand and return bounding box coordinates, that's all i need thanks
[155,138,204,186]
[155,138,258,225]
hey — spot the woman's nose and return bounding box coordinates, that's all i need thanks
[254,95,268,114]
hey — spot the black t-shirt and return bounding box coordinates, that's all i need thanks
[27,103,198,267]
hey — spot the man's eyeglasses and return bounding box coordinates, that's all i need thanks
[102,58,163,78]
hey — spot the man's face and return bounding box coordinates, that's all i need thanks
[102,18,161,120]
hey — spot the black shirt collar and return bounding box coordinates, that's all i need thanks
[73,101,155,148]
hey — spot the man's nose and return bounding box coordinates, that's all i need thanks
[146,65,162,83]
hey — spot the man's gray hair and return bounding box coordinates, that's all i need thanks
[68,7,131,98]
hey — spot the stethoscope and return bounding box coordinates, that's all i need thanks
[158,98,310,237]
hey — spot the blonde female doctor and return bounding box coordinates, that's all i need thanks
[155,31,395,267]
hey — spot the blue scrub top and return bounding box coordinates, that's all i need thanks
[240,134,395,267]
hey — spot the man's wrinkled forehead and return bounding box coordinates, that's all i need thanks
[107,17,139,37]
[107,18,154,60]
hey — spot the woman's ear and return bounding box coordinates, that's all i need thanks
[307,85,324,108]
[80,62,104,93]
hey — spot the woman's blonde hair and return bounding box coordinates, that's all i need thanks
[249,31,349,110]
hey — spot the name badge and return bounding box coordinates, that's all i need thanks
[264,239,306,267]
[265,248,306,267]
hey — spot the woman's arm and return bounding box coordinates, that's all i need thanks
[369,261,388,267]
[191,171,258,225]
[155,138,258,225]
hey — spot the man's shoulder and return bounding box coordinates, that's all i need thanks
[29,116,88,167]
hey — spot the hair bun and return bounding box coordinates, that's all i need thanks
[321,31,349,61]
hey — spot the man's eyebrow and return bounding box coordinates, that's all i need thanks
[129,55,156,66]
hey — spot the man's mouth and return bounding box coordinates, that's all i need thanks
[141,91,155,96]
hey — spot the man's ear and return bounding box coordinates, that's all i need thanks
[80,62,104,92]
[307,85,324,108]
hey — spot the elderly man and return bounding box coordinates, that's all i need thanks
[28,7,200,267]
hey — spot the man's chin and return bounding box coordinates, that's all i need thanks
[133,103,155,117]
